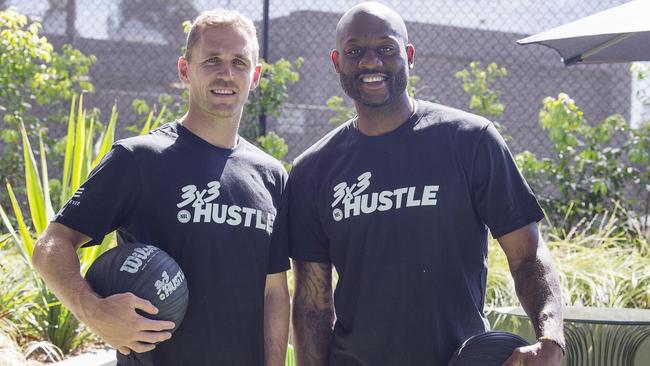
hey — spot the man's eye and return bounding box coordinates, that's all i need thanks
[380,46,394,53]
[205,57,220,64]
[233,59,246,66]
[346,49,361,56]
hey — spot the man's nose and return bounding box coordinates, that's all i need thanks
[359,50,383,69]
[216,62,234,80]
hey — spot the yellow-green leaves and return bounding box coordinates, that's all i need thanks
[60,95,77,206]
[71,94,87,193]
[4,181,33,259]
[20,122,48,236]
[92,103,118,169]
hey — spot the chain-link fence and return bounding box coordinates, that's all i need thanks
[4,0,641,159]
[6,0,636,159]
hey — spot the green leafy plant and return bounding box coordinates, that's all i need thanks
[455,62,507,119]
[0,8,95,203]
[285,344,296,366]
[128,93,182,135]
[0,234,36,330]
[0,94,117,356]
[326,96,356,127]
[241,57,303,141]
[515,93,642,236]
[455,62,508,137]
[257,131,291,171]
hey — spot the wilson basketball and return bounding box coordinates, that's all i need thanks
[85,243,189,333]
[448,331,529,366]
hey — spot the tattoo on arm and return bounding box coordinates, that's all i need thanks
[292,260,334,366]
[510,244,565,344]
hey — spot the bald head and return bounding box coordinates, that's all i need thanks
[336,2,408,49]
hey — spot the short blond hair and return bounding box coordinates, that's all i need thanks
[183,9,259,63]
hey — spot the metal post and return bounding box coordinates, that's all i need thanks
[259,0,270,136]
[65,0,76,45]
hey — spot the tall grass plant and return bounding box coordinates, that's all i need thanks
[486,211,650,310]
[0,94,125,356]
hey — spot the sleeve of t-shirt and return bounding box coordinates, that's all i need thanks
[286,165,331,263]
[53,145,140,246]
[267,168,291,274]
[470,123,545,238]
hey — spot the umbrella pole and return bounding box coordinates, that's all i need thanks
[565,33,634,65]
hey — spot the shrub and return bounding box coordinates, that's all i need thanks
[257,131,291,171]
[0,95,118,356]
[0,8,95,203]
[515,93,644,237]
[455,62,507,120]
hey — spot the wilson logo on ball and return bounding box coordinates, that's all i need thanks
[119,245,158,273]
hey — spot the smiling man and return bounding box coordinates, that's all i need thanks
[283,2,565,366]
[32,9,289,366]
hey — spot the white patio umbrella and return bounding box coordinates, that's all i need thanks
[517,0,650,66]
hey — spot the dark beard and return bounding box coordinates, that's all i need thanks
[339,66,408,107]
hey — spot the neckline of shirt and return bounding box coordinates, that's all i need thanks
[172,120,244,154]
[348,99,422,144]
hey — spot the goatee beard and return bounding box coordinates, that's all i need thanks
[339,66,408,108]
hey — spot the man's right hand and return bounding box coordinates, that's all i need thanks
[81,291,176,355]
[32,223,177,356]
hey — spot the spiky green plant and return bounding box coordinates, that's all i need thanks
[285,343,296,366]
[0,94,120,355]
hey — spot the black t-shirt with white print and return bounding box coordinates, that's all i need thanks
[284,100,544,366]
[54,121,289,366]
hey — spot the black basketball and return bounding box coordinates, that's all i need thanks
[448,331,529,366]
[85,243,189,333]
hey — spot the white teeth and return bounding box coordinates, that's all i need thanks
[212,89,235,95]
[362,75,385,83]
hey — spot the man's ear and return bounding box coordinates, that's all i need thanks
[250,63,262,90]
[178,56,190,85]
[331,49,341,73]
[406,44,415,69]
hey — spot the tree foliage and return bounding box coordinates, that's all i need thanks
[455,61,507,119]
[516,94,647,236]
[0,7,95,202]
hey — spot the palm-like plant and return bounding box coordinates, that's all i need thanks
[0,94,120,356]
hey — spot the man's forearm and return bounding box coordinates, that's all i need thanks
[264,275,290,366]
[511,244,564,344]
[32,228,97,323]
[292,261,334,366]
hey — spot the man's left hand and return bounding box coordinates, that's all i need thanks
[502,341,563,366]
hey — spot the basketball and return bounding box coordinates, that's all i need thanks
[85,243,189,333]
[448,331,529,366]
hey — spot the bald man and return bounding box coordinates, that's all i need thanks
[279,2,565,365]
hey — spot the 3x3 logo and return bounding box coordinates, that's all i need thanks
[330,171,440,221]
[177,181,221,208]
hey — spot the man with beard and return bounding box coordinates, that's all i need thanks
[281,2,565,365]
[32,9,289,366]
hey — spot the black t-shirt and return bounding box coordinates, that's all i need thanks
[284,101,544,366]
[54,121,289,366]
